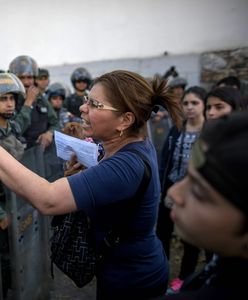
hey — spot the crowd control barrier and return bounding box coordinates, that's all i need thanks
[0,143,64,300]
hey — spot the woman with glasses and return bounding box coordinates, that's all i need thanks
[0,70,183,300]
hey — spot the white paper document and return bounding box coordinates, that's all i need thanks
[54,131,99,168]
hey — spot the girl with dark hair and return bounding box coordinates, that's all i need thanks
[156,86,207,293]
[205,86,242,120]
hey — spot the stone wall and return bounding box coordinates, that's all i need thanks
[200,47,248,91]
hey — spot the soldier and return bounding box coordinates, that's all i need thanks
[64,67,92,123]
[47,82,71,129]
[0,72,26,298]
[8,55,59,149]
[35,68,50,96]
[0,72,25,159]
[169,77,188,103]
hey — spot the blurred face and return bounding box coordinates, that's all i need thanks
[75,80,88,92]
[168,162,248,258]
[18,74,34,91]
[0,93,15,119]
[35,75,49,91]
[172,86,185,102]
[50,95,63,110]
[79,83,121,140]
[206,96,232,120]
[182,92,205,120]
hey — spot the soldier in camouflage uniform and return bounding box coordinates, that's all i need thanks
[0,72,26,298]
[8,55,59,149]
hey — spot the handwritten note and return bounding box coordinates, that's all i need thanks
[54,131,99,168]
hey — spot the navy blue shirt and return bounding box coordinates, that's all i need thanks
[68,138,168,298]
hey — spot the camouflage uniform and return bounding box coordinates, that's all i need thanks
[13,94,59,148]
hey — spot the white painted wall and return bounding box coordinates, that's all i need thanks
[0,0,247,69]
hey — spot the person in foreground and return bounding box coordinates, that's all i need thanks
[0,70,183,300]
[151,110,248,300]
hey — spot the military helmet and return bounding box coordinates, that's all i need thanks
[8,55,39,77]
[169,77,188,89]
[37,68,49,78]
[0,72,26,98]
[47,82,66,101]
[70,67,92,88]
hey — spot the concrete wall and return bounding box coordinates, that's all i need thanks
[48,53,201,92]
[48,46,248,94]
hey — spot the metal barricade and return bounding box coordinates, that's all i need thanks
[43,141,64,182]
[0,144,64,300]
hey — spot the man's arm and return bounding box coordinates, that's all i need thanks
[13,86,40,134]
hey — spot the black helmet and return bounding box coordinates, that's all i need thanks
[71,67,92,88]
[0,72,26,98]
[8,55,39,77]
[37,68,49,78]
[47,82,66,101]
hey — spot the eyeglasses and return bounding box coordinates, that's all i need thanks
[83,95,118,111]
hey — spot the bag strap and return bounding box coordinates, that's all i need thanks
[98,149,151,259]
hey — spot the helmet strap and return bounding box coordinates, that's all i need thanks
[0,112,14,119]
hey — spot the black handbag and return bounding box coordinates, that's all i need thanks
[50,210,96,287]
[50,149,151,288]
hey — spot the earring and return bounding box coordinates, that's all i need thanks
[119,130,123,137]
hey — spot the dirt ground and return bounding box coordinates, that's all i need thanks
[49,267,97,300]
[49,235,206,300]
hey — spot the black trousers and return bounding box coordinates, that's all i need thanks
[156,203,174,259]
[179,241,201,279]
